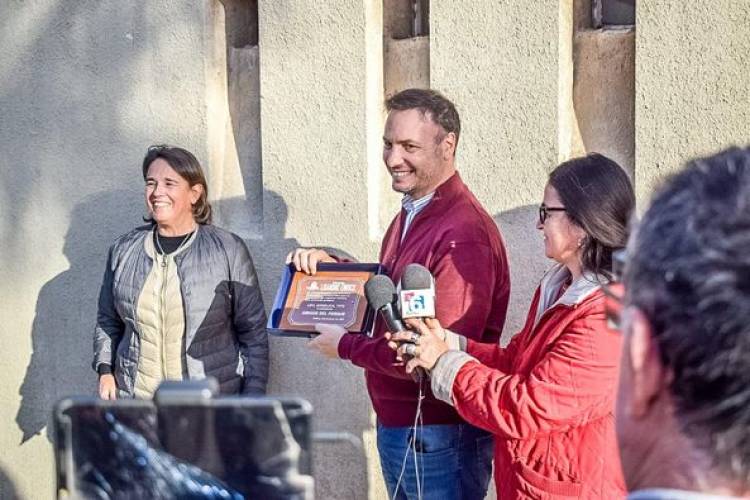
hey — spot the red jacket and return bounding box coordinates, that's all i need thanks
[338,172,510,426]
[439,265,625,498]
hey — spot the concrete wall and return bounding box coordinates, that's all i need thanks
[210,0,263,238]
[0,3,220,498]
[1,1,749,499]
[256,2,387,499]
[635,1,750,201]
[0,1,388,498]
[431,0,558,337]
[384,36,429,98]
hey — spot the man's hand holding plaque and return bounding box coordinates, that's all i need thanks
[267,248,381,337]
[286,248,337,276]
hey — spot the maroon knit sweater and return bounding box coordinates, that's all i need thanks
[338,173,511,426]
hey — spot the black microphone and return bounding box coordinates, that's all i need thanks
[364,274,405,335]
[366,272,428,382]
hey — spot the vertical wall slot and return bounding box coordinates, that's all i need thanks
[210,0,262,238]
[560,0,636,176]
[383,0,430,97]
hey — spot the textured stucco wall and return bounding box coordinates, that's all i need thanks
[431,1,558,339]
[635,2,750,201]
[3,1,748,499]
[0,2,219,498]
[257,2,387,499]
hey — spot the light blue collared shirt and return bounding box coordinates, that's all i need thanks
[400,192,435,242]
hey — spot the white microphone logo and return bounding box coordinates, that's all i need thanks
[399,289,435,318]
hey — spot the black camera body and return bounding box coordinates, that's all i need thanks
[53,381,314,499]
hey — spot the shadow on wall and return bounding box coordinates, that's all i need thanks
[212,191,356,306]
[212,192,299,301]
[493,204,550,343]
[194,192,374,500]
[219,191,372,500]
[0,2,154,266]
[16,189,287,445]
[2,0,153,445]
[0,464,19,500]
[16,189,139,443]
[16,187,372,499]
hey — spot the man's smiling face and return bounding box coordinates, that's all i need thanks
[382,108,454,199]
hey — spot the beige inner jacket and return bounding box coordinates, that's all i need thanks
[133,231,196,399]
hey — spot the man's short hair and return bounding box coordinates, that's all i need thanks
[625,146,750,486]
[385,88,461,149]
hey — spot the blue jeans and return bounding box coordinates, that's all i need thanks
[376,422,494,500]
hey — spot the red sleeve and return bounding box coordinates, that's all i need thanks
[432,241,500,340]
[451,309,621,439]
[338,332,412,379]
[465,288,538,370]
[339,240,503,377]
[465,337,517,373]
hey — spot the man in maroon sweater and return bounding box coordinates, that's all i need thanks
[288,89,510,499]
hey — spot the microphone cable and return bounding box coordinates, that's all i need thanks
[391,375,425,500]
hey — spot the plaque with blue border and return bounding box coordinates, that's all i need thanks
[268,262,384,337]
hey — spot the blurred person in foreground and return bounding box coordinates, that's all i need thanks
[616,147,750,499]
[93,145,268,399]
[391,154,633,498]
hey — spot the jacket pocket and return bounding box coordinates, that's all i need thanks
[213,281,233,315]
[514,461,582,498]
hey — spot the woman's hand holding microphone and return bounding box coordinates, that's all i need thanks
[386,317,451,374]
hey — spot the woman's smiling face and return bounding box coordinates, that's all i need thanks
[145,158,201,232]
[537,183,586,268]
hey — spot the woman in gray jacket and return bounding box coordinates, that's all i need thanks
[93,145,268,399]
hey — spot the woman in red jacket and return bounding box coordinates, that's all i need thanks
[390,154,634,499]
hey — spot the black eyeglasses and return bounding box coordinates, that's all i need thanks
[538,204,566,224]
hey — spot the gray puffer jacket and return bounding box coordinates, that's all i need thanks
[93,224,268,397]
